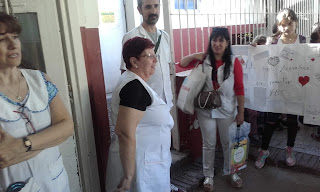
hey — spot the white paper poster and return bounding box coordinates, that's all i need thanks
[232,44,320,125]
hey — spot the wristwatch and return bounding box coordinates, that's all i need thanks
[22,137,32,152]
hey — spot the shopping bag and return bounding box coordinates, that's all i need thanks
[177,63,206,114]
[228,122,250,174]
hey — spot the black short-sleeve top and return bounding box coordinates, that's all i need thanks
[119,79,152,111]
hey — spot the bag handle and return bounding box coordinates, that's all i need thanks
[234,124,241,149]
[198,91,212,109]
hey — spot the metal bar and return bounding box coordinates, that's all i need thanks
[214,2,216,29]
[235,0,238,45]
[225,0,227,28]
[201,15,204,53]
[253,0,256,39]
[193,0,198,53]
[240,0,243,45]
[201,1,205,53]
[263,0,266,36]
[4,0,9,14]
[186,0,191,55]
[306,0,308,37]
[207,10,210,47]
[178,0,184,59]
[303,0,306,36]
[300,0,302,36]
[249,0,252,42]
[230,0,233,45]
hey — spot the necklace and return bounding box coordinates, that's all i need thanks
[0,71,22,100]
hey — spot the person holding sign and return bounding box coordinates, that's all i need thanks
[180,27,245,191]
[255,8,306,169]
[308,22,320,142]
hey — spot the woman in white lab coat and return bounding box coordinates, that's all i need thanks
[105,36,173,192]
[0,13,73,192]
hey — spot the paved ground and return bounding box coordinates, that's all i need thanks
[269,124,320,156]
[193,160,320,192]
[248,124,320,176]
[171,124,320,192]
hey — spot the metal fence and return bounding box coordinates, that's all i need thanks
[169,0,320,60]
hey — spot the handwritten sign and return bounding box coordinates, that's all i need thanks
[232,44,320,125]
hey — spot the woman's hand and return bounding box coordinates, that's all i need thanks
[235,95,245,125]
[179,52,205,67]
[116,176,134,192]
[250,42,257,47]
[0,127,23,168]
[235,112,244,126]
[0,128,41,169]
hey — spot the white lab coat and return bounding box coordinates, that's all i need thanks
[0,69,69,192]
[106,71,173,192]
[196,56,238,119]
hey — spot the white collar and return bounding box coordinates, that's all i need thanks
[0,69,48,122]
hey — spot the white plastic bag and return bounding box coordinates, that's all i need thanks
[177,64,206,114]
[228,122,250,174]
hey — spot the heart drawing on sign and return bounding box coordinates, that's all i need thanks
[311,58,315,61]
[267,56,280,67]
[298,76,310,86]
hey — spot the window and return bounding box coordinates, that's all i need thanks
[175,0,198,10]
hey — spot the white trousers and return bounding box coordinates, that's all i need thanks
[197,111,236,177]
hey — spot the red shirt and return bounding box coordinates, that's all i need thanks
[214,58,244,96]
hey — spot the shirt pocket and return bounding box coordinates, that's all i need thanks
[48,155,69,191]
[143,149,171,185]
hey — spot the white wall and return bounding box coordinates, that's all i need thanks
[98,0,126,94]
[76,0,100,28]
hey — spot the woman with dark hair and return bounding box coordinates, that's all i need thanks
[106,37,173,191]
[180,27,245,191]
[0,13,73,191]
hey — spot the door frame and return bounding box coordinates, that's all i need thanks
[55,0,101,191]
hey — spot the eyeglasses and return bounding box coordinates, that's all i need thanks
[13,106,36,134]
[138,53,158,60]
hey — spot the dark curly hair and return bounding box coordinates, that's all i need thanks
[206,27,232,81]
